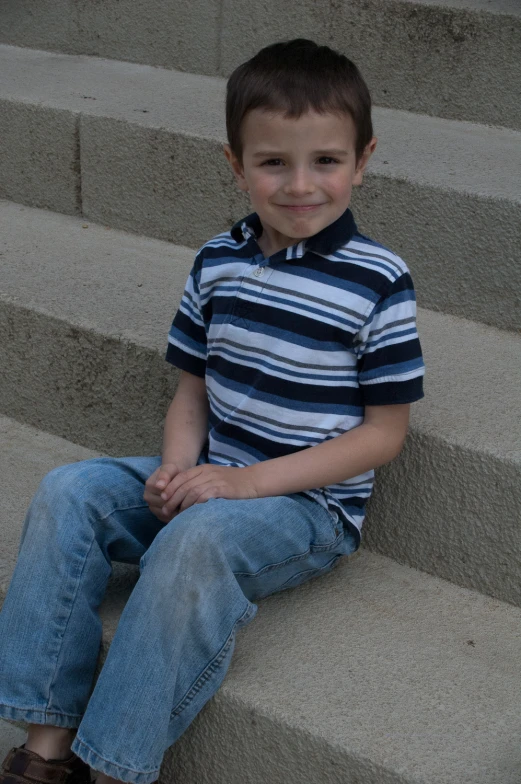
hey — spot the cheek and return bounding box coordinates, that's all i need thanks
[248,174,278,200]
[325,173,354,201]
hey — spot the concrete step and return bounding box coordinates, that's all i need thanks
[1,201,520,607]
[0,0,519,130]
[1,46,519,333]
[1,415,520,784]
[0,719,25,762]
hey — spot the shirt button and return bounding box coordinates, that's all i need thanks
[253,267,264,277]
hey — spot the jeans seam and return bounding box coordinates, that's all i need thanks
[233,532,344,579]
[170,602,255,719]
[45,535,95,714]
[0,703,83,719]
[276,553,342,591]
[98,502,150,523]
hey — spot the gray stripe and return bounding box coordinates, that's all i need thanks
[200,275,243,290]
[201,273,364,321]
[209,337,357,372]
[209,389,348,437]
[366,316,416,339]
[243,278,363,321]
[338,245,404,274]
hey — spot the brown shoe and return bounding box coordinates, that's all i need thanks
[0,747,90,784]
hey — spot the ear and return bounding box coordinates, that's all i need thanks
[223,144,249,192]
[353,137,377,186]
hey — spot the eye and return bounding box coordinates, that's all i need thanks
[261,158,284,166]
[317,156,339,165]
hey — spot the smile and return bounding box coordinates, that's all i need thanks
[277,204,325,212]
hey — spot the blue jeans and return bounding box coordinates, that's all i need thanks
[0,457,356,783]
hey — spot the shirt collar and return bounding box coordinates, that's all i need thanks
[230,208,357,256]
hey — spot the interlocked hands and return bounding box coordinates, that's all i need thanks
[144,463,258,522]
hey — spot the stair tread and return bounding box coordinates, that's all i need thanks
[1,45,520,205]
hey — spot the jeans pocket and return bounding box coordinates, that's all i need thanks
[305,501,345,553]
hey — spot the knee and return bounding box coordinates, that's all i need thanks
[38,459,107,507]
[141,504,227,573]
[31,459,127,539]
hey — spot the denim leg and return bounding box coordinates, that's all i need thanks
[72,494,355,784]
[0,456,163,727]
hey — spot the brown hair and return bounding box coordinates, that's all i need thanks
[226,39,373,163]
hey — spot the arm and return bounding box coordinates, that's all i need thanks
[144,370,208,521]
[160,403,410,514]
[247,403,409,497]
[161,370,209,470]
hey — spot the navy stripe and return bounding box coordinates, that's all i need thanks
[165,208,425,537]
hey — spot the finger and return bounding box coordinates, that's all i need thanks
[144,486,164,505]
[155,465,178,489]
[145,467,161,490]
[173,480,217,513]
[181,485,222,511]
[161,466,203,501]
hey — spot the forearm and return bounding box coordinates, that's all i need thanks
[162,371,209,469]
[245,407,409,498]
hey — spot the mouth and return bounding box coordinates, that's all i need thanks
[277,204,325,213]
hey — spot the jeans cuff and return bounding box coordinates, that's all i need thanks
[72,736,160,784]
[0,703,82,728]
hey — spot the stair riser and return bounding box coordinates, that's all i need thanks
[0,302,173,458]
[366,432,521,608]
[1,0,520,130]
[1,105,519,332]
[0,100,80,216]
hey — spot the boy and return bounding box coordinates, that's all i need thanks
[0,39,424,784]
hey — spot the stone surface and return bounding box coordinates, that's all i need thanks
[1,202,520,605]
[0,100,80,215]
[219,0,521,131]
[0,719,26,761]
[0,46,519,330]
[0,0,221,75]
[1,0,519,129]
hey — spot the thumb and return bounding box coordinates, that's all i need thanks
[155,463,178,489]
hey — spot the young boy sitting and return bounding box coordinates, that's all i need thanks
[0,38,424,784]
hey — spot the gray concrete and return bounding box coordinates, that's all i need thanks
[0,46,520,331]
[0,100,80,215]
[0,0,519,130]
[0,719,26,761]
[222,0,521,130]
[99,551,521,784]
[1,202,520,606]
[0,0,221,76]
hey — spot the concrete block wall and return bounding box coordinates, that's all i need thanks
[0,1,520,781]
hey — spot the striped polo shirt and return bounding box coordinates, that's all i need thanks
[166,208,424,542]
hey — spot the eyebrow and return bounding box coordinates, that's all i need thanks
[252,148,350,158]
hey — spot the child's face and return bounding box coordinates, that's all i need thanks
[225,109,376,256]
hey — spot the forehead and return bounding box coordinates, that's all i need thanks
[240,108,356,150]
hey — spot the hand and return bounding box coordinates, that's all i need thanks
[159,464,258,516]
[144,462,185,523]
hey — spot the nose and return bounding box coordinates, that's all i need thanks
[283,167,315,197]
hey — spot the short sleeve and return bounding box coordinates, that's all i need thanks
[165,254,207,378]
[356,271,425,405]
